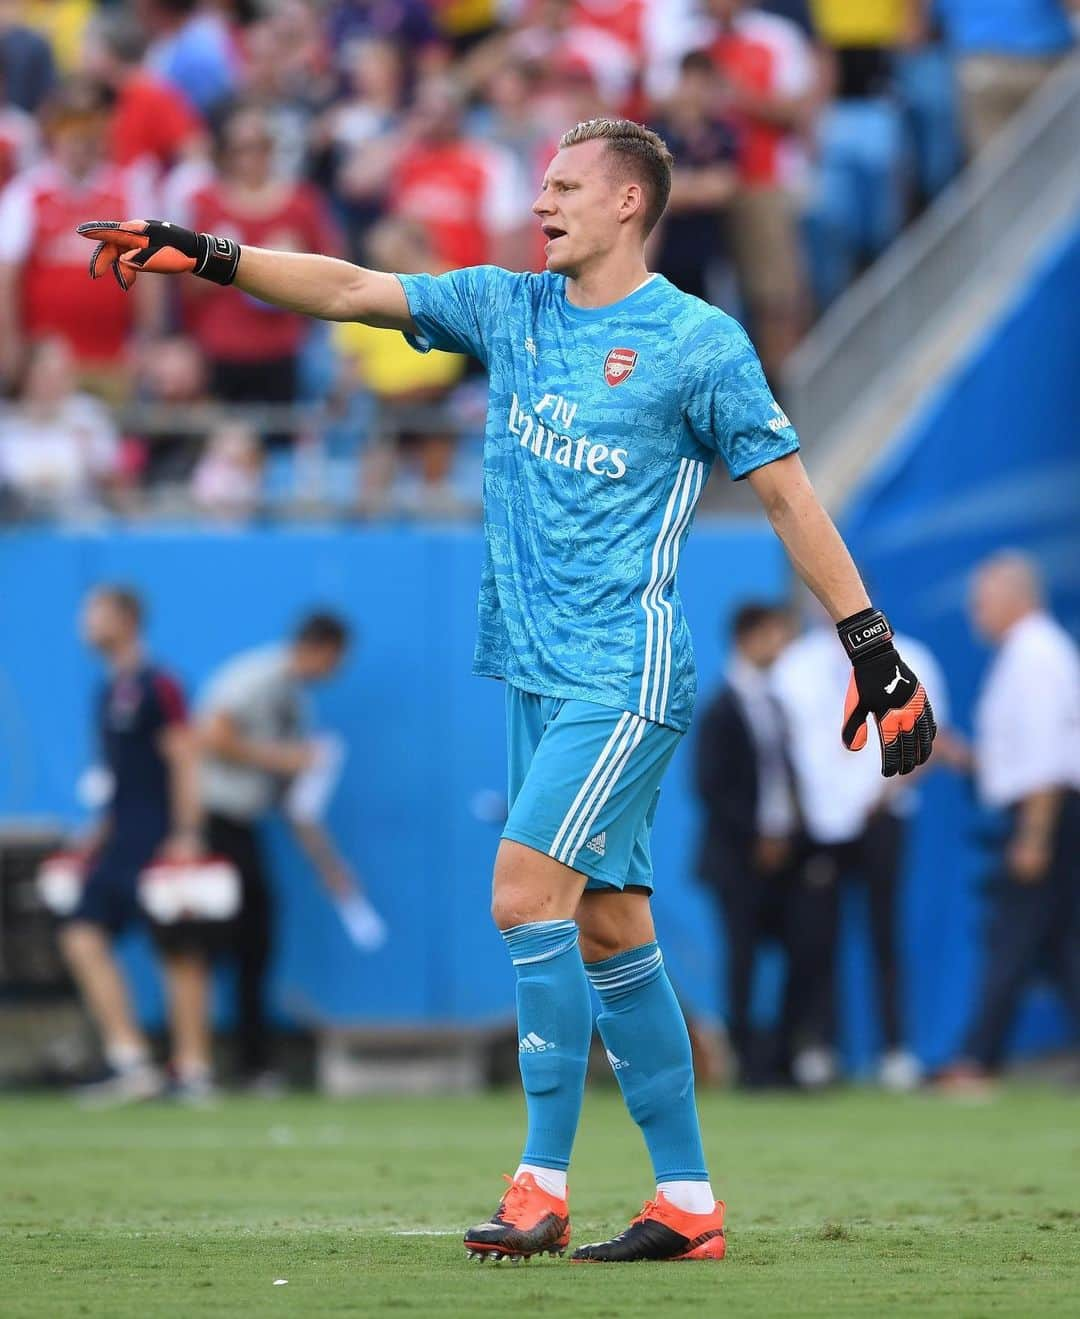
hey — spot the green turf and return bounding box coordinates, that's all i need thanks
[1,1086,1077,1317]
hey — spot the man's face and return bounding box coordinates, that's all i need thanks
[969,567,1020,643]
[741,616,789,668]
[51,116,105,176]
[532,140,639,276]
[293,642,345,683]
[80,594,131,655]
[676,66,714,117]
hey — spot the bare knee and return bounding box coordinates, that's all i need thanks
[490,840,584,932]
[577,890,655,964]
[59,920,108,966]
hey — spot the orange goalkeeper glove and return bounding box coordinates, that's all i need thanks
[838,608,937,777]
[76,219,240,291]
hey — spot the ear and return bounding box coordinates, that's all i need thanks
[618,181,645,226]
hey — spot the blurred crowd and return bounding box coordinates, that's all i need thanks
[0,0,1075,521]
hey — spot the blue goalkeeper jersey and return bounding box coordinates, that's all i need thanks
[397,268,799,732]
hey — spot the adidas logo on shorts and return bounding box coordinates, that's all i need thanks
[585,832,607,857]
[519,1032,555,1053]
[606,1049,629,1071]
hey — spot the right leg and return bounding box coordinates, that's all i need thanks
[207,814,273,1080]
[960,874,1053,1069]
[60,920,148,1064]
[490,838,592,1183]
[716,870,758,1082]
[59,855,153,1074]
[786,846,841,1084]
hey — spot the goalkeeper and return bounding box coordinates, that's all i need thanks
[77,128,934,1266]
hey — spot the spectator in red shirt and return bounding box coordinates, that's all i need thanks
[389,75,531,272]
[705,0,820,380]
[179,101,342,427]
[0,78,159,400]
[83,10,206,175]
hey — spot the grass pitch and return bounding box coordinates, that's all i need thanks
[1,1086,1077,1317]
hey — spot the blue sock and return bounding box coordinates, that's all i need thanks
[585,941,709,1183]
[502,920,592,1173]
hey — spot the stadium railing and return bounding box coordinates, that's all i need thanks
[781,55,1080,506]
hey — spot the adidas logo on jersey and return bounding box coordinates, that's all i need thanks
[606,1049,629,1071]
[519,1032,556,1053]
[508,392,628,481]
[585,832,607,857]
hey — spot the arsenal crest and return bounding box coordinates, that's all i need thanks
[604,347,638,387]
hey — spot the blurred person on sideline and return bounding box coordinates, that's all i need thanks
[388,75,532,273]
[179,100,341,427]
[937,553,1080,1094]
[772,595,955,1089]
[333,217,467,517]
[197,613,362,1088]
[82,9,206,177]
[694,603,802,1086]
[0,0,56,113]
[137,0,238,118]
[650,50,739,304]
[0,77,159,399]
[922,0,1076,156]
[704,0,819,381]
[0,336,119,516]
[191,416,263,520]
[59,586,212,1103]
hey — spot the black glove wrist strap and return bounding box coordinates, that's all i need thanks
[837,607,894,664]
[193,232,241,286]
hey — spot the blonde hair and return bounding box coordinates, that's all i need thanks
[558,118,674,234]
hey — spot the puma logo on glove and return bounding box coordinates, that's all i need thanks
[837,608,937,777]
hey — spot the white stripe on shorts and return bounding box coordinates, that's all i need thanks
[561,715,648,870]
[548,712,632,863]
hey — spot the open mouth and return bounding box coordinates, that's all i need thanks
[541,224,567,243]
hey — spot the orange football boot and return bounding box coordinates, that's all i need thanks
[464,1172,571,1263]
[572,1192,726,1262]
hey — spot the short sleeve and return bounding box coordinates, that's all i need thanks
[396,265,514,366]
[199,660,250,718]
[151,671,188,727]
[680,316,800,480]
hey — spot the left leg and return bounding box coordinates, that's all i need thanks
[577,888,712,1196]
[861,811,906,1053]
[161,948,213,1090]
[571,807,725,1263]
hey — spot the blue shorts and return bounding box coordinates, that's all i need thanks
[68,826,164,934]
[502,685,682,892]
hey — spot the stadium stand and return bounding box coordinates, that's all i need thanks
[0,0,999,521]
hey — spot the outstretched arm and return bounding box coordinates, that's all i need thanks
[76,219,415,330]
[233,246,415,329]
